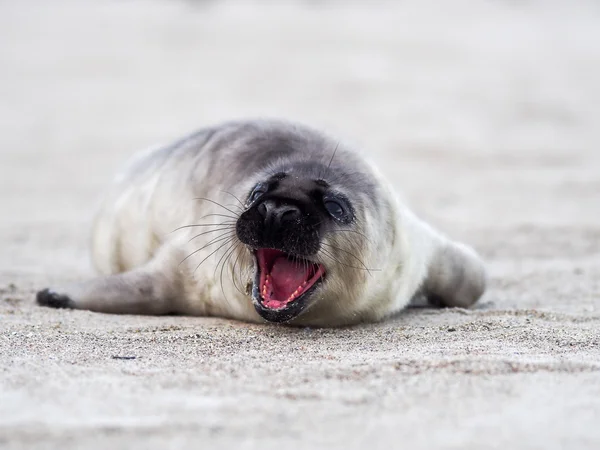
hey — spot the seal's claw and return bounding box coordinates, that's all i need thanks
[36,289,74,309]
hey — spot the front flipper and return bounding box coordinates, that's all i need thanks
[424,240,487,308]
[36,267,181,316]
[37,289,76,309]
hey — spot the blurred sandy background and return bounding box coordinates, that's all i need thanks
[1,1,599,449]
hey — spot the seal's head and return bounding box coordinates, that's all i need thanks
[235,146,389,325]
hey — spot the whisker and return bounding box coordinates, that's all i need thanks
[214,238,238,277]
[327,229,371,243]
[216,241,237,302]
[207,240,237,311]
[194,197,240,216]
[193,236,237,275]
[239,246,253,294]
[319,248,374,272]
[229,243,247,296]
[321,243,380,274]
[219,242,239,300]
[327,142,339,171]
[319,141,339,179]
[171,222,236,232]
[219,190,245,208]
[302,239,309,274]
[292,233,301,270]
[179,233,234,266]
[188,227,235,243]
[317,251,327,286]
[198,213,239,221]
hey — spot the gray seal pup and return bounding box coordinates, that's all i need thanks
[36,119,486,326]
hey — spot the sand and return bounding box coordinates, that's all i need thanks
[1,1,599,449]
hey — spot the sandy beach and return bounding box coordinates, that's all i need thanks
[1,1,599,448]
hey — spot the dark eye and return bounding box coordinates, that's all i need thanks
[323,194,353,223]
[248,185,267,204]
[324,199,345,220]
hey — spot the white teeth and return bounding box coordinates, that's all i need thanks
[287,284,306,301]
[263,277,310,303]
[262,274,271,299]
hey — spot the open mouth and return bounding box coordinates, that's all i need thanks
[252,248,325,322]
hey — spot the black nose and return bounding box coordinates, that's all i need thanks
[257,200,301,230]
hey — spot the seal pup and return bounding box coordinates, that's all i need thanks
[36,119,486,326]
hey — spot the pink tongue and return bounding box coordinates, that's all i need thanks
[270,256,310,300]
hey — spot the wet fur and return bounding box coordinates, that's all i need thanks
[37,119,486,327]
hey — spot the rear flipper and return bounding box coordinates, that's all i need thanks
[36,266,181,315]
[424,240,486,308]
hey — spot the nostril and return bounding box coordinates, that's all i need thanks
[258,201,300,227]
[278,205,301,224]
[257,202,268,218]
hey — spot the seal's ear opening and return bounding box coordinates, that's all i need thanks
[423,241,487,308]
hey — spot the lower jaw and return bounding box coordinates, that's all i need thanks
[251,278,320,324]
[253,303,303,323]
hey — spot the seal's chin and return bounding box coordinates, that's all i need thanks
[251,248,325,323]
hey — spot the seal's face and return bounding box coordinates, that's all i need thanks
[236,169,357,323]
